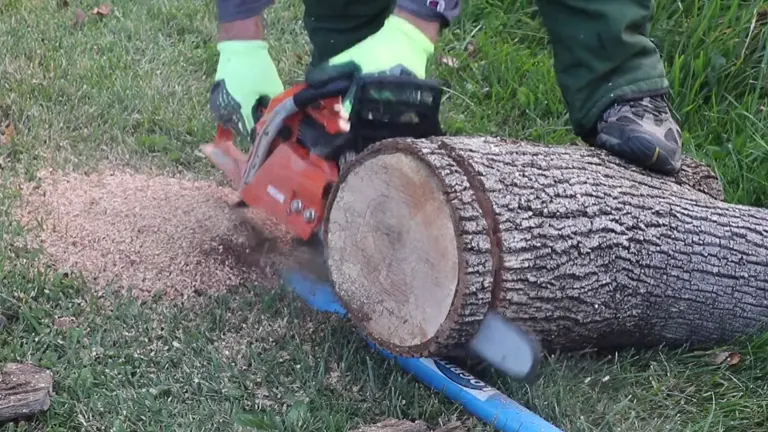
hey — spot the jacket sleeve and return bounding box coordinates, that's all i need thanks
[216,0,275,23]
[395,0,460,26]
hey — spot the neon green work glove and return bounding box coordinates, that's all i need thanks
[307,14,436,111]
[327,15,434,79]
[209,40,284,139]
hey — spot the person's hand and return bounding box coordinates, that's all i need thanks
[209,40,284,139]
[329,14,435,79]
[306,13,437,110]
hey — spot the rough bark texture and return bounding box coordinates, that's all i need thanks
[324,135,768,355]
[0,363,53,421]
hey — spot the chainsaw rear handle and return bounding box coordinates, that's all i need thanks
[251,77,354,131]
[247,72,444,179]
[253,69,434,127]
[293,77,355,109]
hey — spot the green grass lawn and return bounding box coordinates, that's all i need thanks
[2,0,768,431]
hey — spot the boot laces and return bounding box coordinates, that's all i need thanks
[626,96,669,122]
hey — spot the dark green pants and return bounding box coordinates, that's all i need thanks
[302,0,669,138]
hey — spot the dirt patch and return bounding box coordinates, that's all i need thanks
[14,167,323,300]
[351,419,464,432]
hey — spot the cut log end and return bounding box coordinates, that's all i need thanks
[0,363,54,422]
[325,151,461,352]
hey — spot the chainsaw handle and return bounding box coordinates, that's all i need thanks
[293,77,355,109]
[251,95,272,127]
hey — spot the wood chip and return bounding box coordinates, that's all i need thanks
[712,351,742,366]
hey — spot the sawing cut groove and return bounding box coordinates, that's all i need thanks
[437,139,504,311]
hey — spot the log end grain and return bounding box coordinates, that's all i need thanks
[325,151,461,352]
[0,363,54,422]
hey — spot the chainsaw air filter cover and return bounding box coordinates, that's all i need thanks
[297,73,445,164]
[348,74,445,152]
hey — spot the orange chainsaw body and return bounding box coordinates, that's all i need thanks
[201,83,346,241]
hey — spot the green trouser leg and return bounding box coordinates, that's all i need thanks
[535,0,670,138]
[302,0,394,68]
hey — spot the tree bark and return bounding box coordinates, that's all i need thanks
[0,363,53,422]
[323,136,768,357]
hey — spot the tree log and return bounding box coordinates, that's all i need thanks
[323,136,768,357]
[0,363,53,422]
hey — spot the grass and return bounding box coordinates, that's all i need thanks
[1,0,767,431]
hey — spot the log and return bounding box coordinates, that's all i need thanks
[323,136,768,357]
[0,363,53,421]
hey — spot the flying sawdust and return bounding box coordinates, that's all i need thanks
[15,168,325,300]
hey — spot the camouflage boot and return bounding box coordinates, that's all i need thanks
[591,94,683,175]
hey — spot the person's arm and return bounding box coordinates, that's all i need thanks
[215,0,273,41]
[394,0,460,41]
[209,0,283,138]
[393,7,441,43]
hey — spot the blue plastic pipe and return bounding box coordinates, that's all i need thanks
[281,270,563,432]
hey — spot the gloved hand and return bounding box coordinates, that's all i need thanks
[209,40,284,139]
[306,14,436,110]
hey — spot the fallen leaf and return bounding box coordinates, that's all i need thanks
[73,8,87,27]
[465,40,477,58]
[712,351,742,366]
[439,55,459,68]
[91,3,112,16]
[0,121,15,146]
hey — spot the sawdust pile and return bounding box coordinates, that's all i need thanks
[15,168,320,300]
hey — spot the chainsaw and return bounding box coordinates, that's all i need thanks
[200,71,542,382]
[200,70,444,242]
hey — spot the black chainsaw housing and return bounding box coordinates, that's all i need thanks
[298,74,445,162]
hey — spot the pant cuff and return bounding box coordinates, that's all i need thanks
[575,77,670,139]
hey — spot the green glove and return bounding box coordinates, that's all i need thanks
[209,40,284,139]
[307,14,436,111]
[328,14,434,78]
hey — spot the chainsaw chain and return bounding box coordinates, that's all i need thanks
[337,150,357,173]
